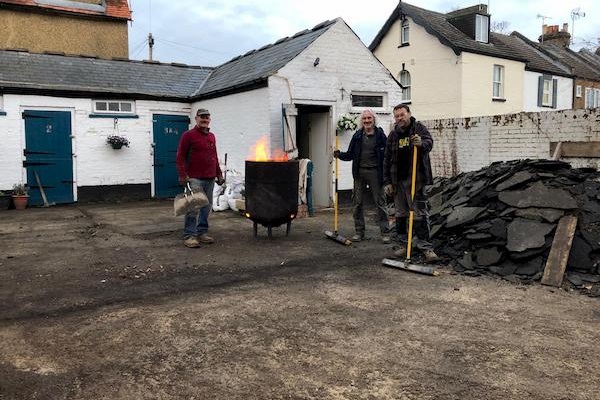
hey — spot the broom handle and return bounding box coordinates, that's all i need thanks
[407,144,418,259]
[334,133,339,233]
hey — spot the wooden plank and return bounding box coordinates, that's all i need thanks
[541,215,578,287]
[550,142,600,158]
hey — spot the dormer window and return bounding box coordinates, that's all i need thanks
[475,14,489,43]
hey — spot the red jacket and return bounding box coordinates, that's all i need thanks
[176,126,222,181]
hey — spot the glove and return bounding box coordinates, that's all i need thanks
[333,150,341,158]
[178,176,189,186]
[384,184,394,197]
[410,134,422,147]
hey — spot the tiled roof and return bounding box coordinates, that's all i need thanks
[369,2,526,63]
[0,0,131,20]
[493,32,572,77]
[193,19,337,98]
[0,50,211,99]
[577,48,600,71]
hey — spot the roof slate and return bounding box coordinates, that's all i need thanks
[193,19,337,98]
[0,0,131,20]
[369,2,526,63]
[0,50,212,99]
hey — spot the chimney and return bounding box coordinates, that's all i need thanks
[538,23,571,47]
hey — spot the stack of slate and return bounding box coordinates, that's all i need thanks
[427,159,600,290]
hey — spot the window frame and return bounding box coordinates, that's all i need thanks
[400,19,410,45]
[475,14,489,43]
[350,92,387,113]
[92,100,136,115]
[542,78,553,107]
[492,65,504,99]
[575,85,582,98]
[399,70,411,103]
[585,88,593,108]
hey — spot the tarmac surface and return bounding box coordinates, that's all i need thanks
[0,200,599,399]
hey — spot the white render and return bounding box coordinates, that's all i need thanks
[523,71,573,112]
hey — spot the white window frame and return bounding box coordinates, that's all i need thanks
[475,14,489,43]
[492,65,504,99]
[399,70,411,102]
[595,89,600,108]
[585,88,593,108]
[350,92,387,113]
[0,94,4,111]
[542,78,554,107]
[93,100,136,115]
[575,85,582,98]
[400,19,410,45]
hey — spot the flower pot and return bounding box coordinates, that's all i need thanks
[12,195,29,210]
[111,143,124,149]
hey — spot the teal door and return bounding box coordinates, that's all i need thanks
[153,114,190,198]
[23,110,74,205]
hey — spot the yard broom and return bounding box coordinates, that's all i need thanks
[324,131,352,246]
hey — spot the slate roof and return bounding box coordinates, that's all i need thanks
[0,0,131,20]
[492,32,572,77]
[193,19,337,98]
[0,50,212,99]
[577,48,600,71]
[369,2,526,63]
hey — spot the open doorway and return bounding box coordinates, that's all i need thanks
[295,105,332,208]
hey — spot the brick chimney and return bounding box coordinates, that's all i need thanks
[538,23,571,47]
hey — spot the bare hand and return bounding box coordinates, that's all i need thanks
[410,135,422,147]
[333,150,341,158]
[384,184,394,196]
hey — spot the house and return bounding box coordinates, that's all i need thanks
[532,24,600,109]
[0,18,403,207]
[0,0,131,59]
[369,2,580,119]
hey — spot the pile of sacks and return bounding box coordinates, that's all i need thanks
[427,159,600,294]
[212,169,245,212]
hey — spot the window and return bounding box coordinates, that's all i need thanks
[596,89,600,108]
[584,88,599,108]
[537,75,557,108]
[475,14,489,43]
[400,19,410,45]
[351,93,384,108]
[0,94,5,115]
[492,65,504,99]
[576,85,582,98]
[399,70,411,102]
[93,100,135,114]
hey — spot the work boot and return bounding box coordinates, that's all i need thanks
[197,233,214,244]
[424,250,440,263]
[393,245,407,258]
[184,237,200,248]
[351,233,364,242]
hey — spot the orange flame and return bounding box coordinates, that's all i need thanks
[247,136,289,161]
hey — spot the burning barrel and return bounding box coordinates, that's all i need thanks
[245,160,299,238]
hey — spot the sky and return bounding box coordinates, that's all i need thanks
[127,0,599,66]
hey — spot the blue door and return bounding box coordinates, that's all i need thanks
[23,110,73,205]
[153,114,190,198]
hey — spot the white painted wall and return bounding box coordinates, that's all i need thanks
[373,16,462,120]
[276,19,403,191]
[0,94,190,193]
[425,108,600,177]
[523,71,573,112]
[192,87,270,174]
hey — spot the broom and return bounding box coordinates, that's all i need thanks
[324,131,352,246]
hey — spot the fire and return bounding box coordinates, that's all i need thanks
[247,136,289,161]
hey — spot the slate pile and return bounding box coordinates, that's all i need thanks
[427,159,600,291]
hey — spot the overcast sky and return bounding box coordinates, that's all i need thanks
[127,0,599,66]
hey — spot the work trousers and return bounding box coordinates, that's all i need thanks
[393,177,434,251]
[352,167,389,236]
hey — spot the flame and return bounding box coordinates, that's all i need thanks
[247,136,289,161]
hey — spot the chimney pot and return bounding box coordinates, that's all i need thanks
[562,23,568,32]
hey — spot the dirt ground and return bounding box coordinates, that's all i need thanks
[0,200,599,400]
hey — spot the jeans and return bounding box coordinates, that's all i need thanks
[184,178,215,239]
[393,177,433,251]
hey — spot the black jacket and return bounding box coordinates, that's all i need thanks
[337,126,387,184]
[383,117,433,187]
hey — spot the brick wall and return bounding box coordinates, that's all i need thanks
[425,108,600,177]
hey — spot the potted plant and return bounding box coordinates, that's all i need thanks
[11,183,28,210]
[106,135,130,149]
[337,114,358,132]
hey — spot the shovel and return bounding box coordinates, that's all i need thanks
[324,131,351,246]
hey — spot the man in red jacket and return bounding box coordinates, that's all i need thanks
[176,108,224,248]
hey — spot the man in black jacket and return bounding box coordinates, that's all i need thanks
[383,104,439,262]
[334,109,390,243]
